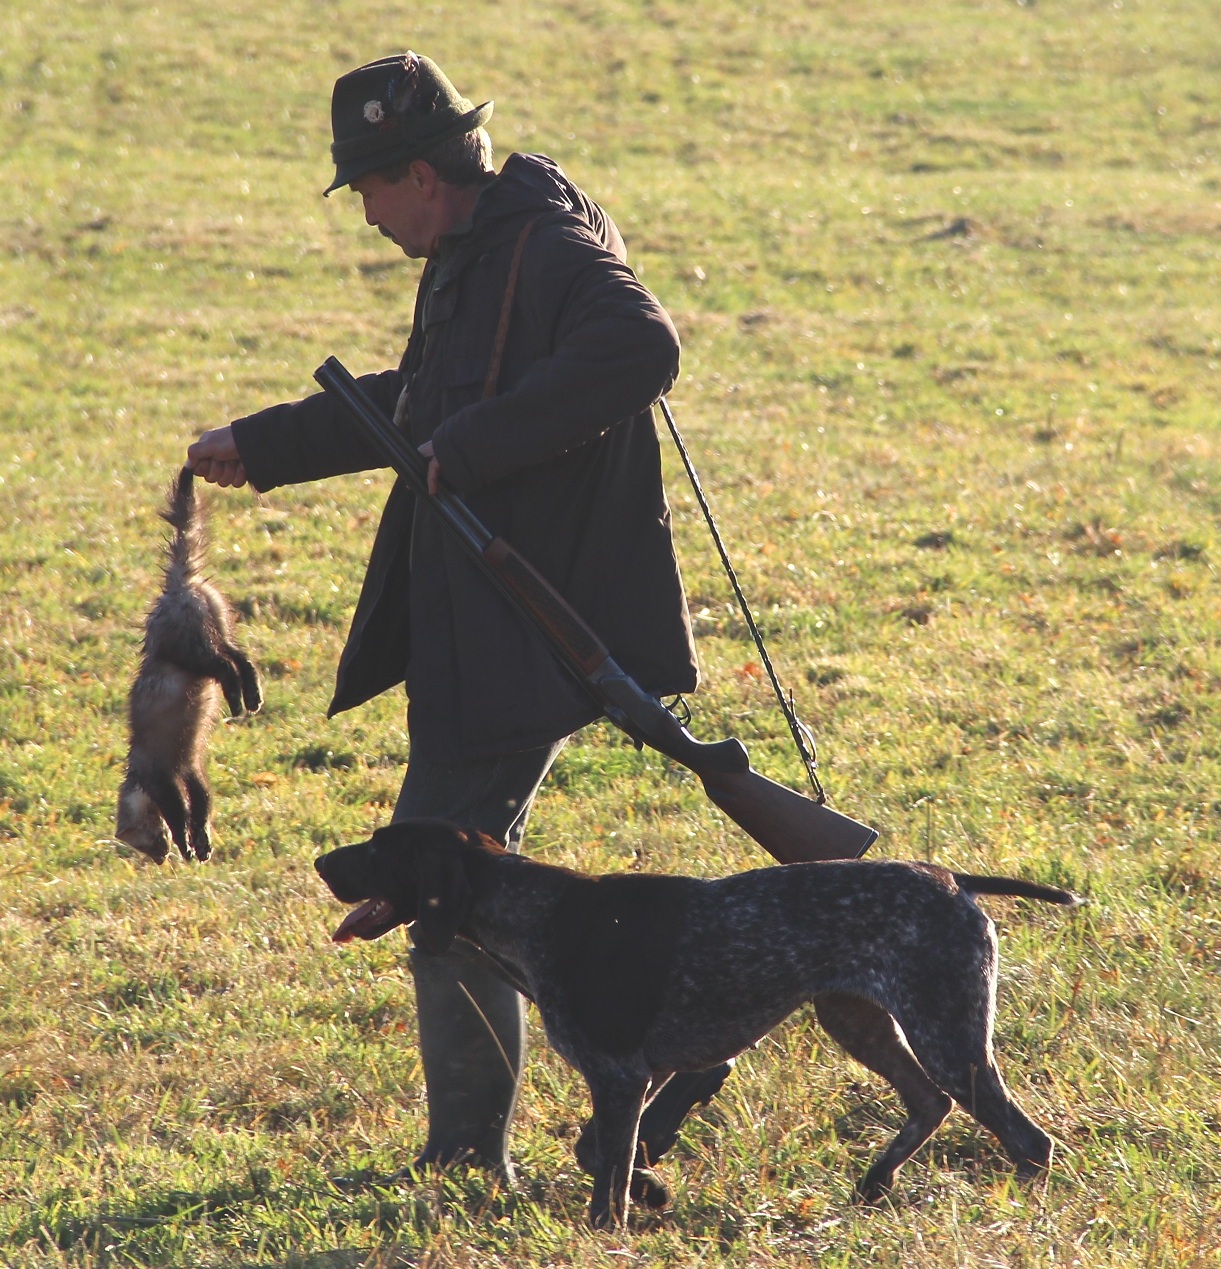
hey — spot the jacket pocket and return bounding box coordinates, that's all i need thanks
[441,356,490,420]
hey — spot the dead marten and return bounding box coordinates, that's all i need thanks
[116,466,262,862]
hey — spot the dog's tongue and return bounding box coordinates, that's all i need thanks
[332,898,393,943]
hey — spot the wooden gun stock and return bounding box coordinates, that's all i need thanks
[314,356,877,863]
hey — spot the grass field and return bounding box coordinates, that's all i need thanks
[2,0,1219,1264]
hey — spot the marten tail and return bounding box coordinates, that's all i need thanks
[953,873,1084,907]
[160,465,208,582]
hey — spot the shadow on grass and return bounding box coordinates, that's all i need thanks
[262,1254,418,1269]
[251,1255,416,1269]
[17,1166,542,1267]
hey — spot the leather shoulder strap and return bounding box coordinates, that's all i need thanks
[482,215,542,400]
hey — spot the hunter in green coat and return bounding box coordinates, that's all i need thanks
[226,149,698,757]
[187,51,729,1190]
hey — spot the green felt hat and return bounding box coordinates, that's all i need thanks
[324,52,493,195]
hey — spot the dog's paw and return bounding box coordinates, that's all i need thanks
[588,1198,620,1230]
[1014,1147,1054,1184]
[630,1166,671,1210]
[573,1124,597,1175]
[854,1167,894,1204]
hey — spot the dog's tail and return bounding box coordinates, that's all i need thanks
[953,874,1084,907]
[160,465,207,584]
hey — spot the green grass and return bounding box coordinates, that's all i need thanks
[2,0,1220,1263]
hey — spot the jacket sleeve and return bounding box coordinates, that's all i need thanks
[428,223,680,492]
[230,368,404,492]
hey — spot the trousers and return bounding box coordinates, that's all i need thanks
[391,737,566,1173]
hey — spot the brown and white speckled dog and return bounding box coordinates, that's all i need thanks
[315,819,1082,1229]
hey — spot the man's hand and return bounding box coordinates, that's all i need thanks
[419,440,442,496]
[187,426,248,488]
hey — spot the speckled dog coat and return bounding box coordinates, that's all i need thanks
[315,819,1082,1228]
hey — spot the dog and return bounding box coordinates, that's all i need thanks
[116,466,262,863]
[314,819,1082,1229]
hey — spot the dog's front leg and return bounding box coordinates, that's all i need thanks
[584,1063,650,1230]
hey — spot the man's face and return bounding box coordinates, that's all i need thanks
[350,170,431,258]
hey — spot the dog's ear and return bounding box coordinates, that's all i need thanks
[410,828,473,955]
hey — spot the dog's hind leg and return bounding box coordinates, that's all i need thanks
[896,987,1054,1179]
[976,1070,1053,1179]
[913,1045,1053,1179]
[583,1065,650,1229]
[813,992,952,1200]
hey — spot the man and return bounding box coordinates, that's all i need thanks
[188,52,731,1183]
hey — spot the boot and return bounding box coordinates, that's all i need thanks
[409,939,525,1181]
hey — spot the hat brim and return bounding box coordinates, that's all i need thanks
[323,100,494,196]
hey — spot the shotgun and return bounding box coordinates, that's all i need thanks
[314,356,877,864]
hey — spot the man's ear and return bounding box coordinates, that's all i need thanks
[409,158,439,198]
[410,837,472,954]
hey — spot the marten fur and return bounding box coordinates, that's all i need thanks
[116,467,262,862]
